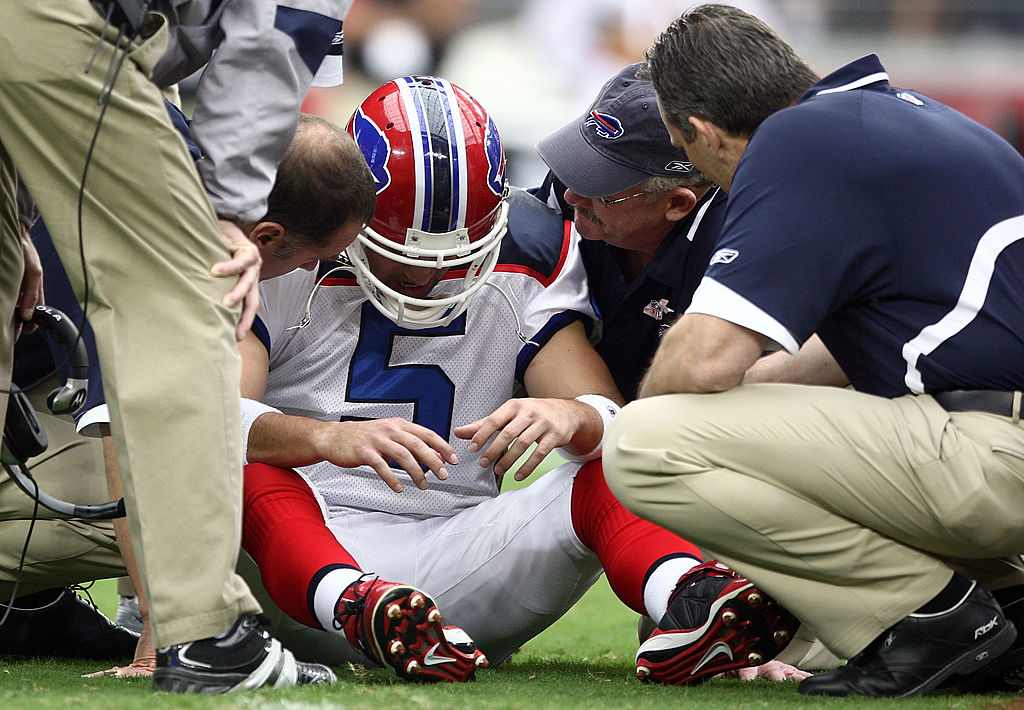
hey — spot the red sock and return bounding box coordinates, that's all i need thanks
[570,460,702,615]
[242,462,360,629]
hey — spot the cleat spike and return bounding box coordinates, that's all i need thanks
[773,630,790,646]
[427,609,442,624]
[747,652,763,665]
[637,665,650,681]
[746,592,763,608]
[721,610,738,626]
[387,603,404,619]
[410,594,426,609]
[405,659,420,675]
[476,655,489,668]
[389,640,404,655]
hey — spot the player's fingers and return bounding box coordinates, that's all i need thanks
[417,429,458,465]
[368,459,404,493]
[510,444,550,482]
[477,421,526,468]
[399,437,450,481]
[387,448,432,490]
[465,416,508,455]
[452,420,481,440]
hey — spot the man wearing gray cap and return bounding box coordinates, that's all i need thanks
[535,62,725,401]
[534,63,841,680]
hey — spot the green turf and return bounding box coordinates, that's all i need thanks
[3,455,1020,708]
[1,574,1019,709]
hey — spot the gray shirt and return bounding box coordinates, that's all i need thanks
[152,0,351,222]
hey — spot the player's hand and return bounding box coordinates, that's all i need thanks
[318,418,458,493]
[453,398,583,482]
[718,660,812,681]
[15,222,43,340]
[212,219,261,341]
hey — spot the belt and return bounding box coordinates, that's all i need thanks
[932,390,1024,418]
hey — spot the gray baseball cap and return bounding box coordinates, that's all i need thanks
[536,63,697,198]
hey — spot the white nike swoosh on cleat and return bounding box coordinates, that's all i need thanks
[423,642,458,666]
[635,584,752,660]
[692,642,734,675]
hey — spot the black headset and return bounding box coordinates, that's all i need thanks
[33,305,90,415]
[2,305,125,520]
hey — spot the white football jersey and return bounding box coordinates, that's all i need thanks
[254,189,596,518]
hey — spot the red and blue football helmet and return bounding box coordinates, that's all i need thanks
[345,75,509,329]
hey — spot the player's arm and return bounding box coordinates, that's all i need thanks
[743,333,849,386]
[239,331,457,493]
[454,319,623,481]
[639,313,765,397]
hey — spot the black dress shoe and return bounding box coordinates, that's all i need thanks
[0,586,138,661]
[957,591,1024,692]
[799,582,1016,697]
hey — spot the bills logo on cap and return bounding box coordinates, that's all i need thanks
[350,107,391,194]
[665,160,694,172]
[585,111,624,139]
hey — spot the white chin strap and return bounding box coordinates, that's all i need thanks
[346,201,509,330]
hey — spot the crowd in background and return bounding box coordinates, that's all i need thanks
[230,0,1024,187]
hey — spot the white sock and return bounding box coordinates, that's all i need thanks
[312,567,365,633]
[643,557,700,624]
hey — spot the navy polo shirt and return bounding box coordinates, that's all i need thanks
[535,173,727,401]
[688,54,1024,397]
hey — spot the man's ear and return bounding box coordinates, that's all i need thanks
[249,221,285,255]
[664,188,699,222]
[690,117,722,155]
[691,117,746,166]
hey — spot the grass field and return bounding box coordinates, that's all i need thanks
[1,576,1021,710]
[3,458,1021,709]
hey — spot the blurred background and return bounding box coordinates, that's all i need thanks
[192,0,1024,188]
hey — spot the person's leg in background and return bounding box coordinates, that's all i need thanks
[0,2,257,647]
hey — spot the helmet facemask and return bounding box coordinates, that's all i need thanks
[346,196,509,329]
[346,75,510,330]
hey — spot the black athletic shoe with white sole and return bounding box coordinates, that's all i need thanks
[153,614,336,694]
[635,561,798,684]
[799,582,1016,697]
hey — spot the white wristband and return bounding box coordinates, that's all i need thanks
[240,398,282,465]
[557,394,621,463]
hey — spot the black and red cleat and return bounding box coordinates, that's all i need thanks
[636,561,798,685]
[334,575,488,682]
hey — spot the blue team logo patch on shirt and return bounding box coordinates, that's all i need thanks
[585,111,624,139]
[351,108,391,194]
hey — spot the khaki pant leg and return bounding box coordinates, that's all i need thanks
[0,2,258,646]
[605,383,1024,658]
[0,380,126,598]
[0,143,21,440]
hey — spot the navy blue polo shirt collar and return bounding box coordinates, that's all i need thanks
[644,187,722,286]
[801,54,890,102]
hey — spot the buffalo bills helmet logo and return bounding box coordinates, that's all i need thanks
[585,111,624,139]
[350,107,391,194]
[484,115,504,196]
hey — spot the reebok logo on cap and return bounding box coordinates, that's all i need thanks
[665,160,694,172]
